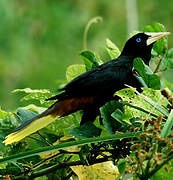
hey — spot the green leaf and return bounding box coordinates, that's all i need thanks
[133,58,161,89]
[0,131,143,164]
[162,48,173,69]
[144,23,168,56]
[115,88,170,121]
[100,101,124,134]
[117,159,126,177]
[111,109,128,126]
[66,64,86,82]
[105,38,121,59]
[12,88,53,107]
[135,90,169,117]
[80,50,100,71]
[70,122,102,138]
[95,53,103,65]
[160,109,173,138]
[133,73,148,88]
[47,111,82,135]
[20,104,46,114]
[16,108,38,123]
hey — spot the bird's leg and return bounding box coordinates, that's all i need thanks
[80,106,99,126]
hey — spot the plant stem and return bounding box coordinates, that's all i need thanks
[14,157,109,179]
[83,16,102,50]
[154,56,162,73]
[0,132,142,164]
[143,142,157,177]
[32,152,61,169]
[37,131,53,146]
[27,136,46,144]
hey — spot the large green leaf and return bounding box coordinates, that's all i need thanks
[100,101,125,134]
[12,88,53,107]
[15,108,38,123]
[133,58,161,89]
[111,109,125,125]
[46,111,82,136]
[80,50,101,71]
[66,64,86,82]
[136,90,169,117]
[105,38,121,59]
[70,122,102,138]
[115,88,169,121]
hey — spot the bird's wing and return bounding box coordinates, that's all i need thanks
[63,59,131,97]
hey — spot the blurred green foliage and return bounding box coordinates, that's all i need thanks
[0,0,173,110]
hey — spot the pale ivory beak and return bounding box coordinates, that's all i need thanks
[145,32,171,46]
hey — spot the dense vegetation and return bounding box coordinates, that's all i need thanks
[0,22,173,179]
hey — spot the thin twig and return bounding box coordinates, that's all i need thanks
[27,136,46,144]
[32,150,79,170]
[37,131,53,146]
[83,16,102,50]
[32,152,61,169]
[15,157,109,180]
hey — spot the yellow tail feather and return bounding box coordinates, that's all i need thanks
[3,114,60,145]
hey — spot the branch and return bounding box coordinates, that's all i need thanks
[14,157,109,179]
[32,150,79,170]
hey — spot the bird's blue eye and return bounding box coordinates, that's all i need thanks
[136,37,141,43]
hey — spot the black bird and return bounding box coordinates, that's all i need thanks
[3,32,170,145]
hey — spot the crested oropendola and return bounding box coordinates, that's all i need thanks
[3,32,170,145]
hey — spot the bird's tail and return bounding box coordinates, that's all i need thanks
[3,101,62,145]
[3,96,94,145]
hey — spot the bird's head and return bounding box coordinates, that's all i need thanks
[121,32,170,65]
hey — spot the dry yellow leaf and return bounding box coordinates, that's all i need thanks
[71,161,120,180]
